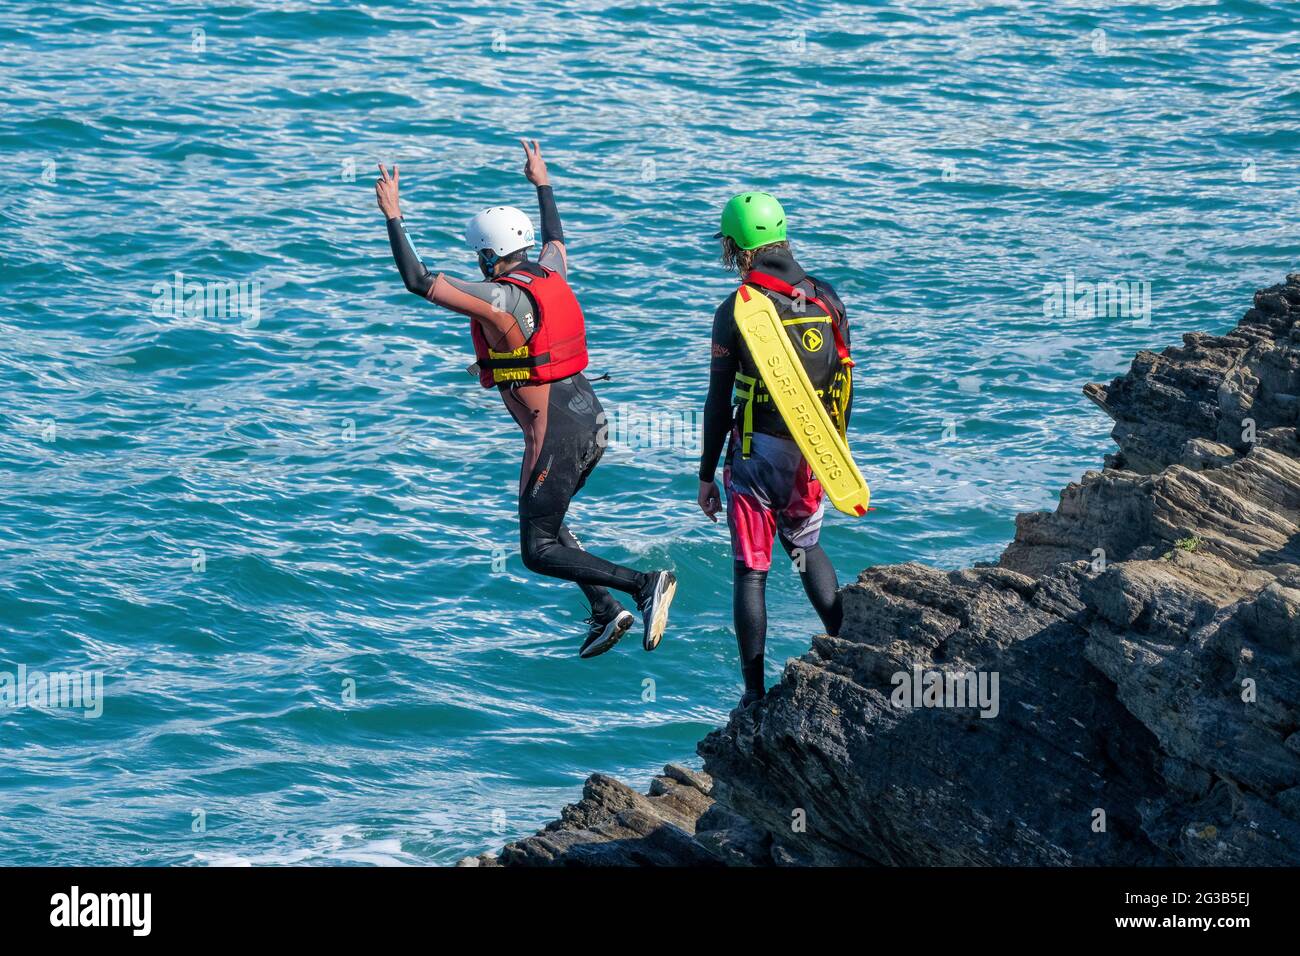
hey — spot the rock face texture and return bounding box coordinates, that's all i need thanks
[467,275,1300,866]
[456,765,763,867]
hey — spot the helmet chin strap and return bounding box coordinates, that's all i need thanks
[478,248,529,279]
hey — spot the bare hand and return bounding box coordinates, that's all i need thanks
[520,139,549,187]
[698,479,722,522]
[375,163,401,219]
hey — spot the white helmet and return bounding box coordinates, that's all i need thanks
[465,205,536,258]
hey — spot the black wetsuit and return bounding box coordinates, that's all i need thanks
[387,185,648,622]
[515,373,646,620]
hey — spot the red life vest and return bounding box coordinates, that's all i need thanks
[470,264,589,388]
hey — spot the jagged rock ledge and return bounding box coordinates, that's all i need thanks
[461,274,1300,867]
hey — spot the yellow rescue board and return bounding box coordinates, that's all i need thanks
[734,284,871,517]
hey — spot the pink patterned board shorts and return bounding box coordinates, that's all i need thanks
[723,429,826,571]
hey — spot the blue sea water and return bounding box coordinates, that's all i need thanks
[0,0,1297,865]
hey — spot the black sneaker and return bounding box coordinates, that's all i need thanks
[738,689,765,709]
[579,608,634,659]
[635,571,677,652]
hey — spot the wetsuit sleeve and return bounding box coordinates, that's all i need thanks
[698,295,739,483]
[536,185,567,277]
[537,185,563,245]
[386,217,435,298]
[428,275,528,351]
[538,242,567,277]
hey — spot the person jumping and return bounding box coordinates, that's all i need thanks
[375,140,675,658]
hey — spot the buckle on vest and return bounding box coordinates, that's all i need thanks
[481,345,543,384]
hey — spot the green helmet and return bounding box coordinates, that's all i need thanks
[716,191,787,250]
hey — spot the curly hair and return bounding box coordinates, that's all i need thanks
[720,237,791,275]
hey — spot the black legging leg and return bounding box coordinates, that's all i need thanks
[556,523,624,619]
[733,562,768,696]
[512,375,650,616]
[779,536,842,637]
[733,542,841,697]
[516,383,650,603]
[520,508,647,596]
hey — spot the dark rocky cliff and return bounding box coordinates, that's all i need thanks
[460,274,1300,867]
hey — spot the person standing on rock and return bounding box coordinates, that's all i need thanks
[696,192,853,708]
[375,140,676,658]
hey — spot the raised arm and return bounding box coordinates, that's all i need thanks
[376,163,436,298]
[375,163,525,350]
[521,139,566,274]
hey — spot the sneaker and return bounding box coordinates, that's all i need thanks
[579,608,634,659]
[635,570,677,652]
